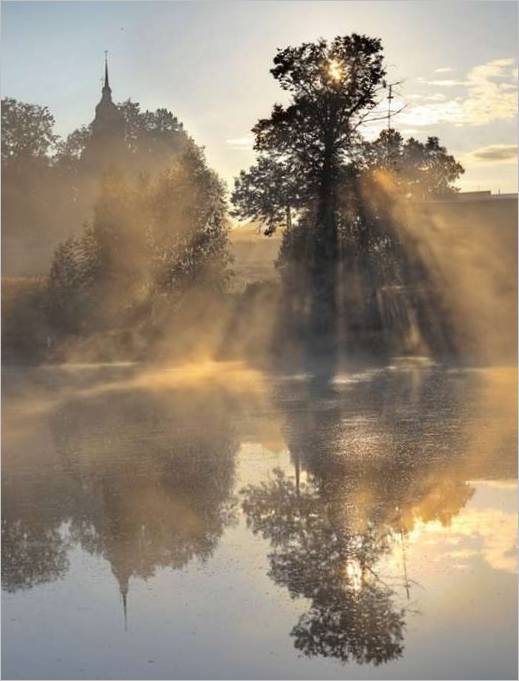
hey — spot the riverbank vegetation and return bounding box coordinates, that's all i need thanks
[5,34,513,370]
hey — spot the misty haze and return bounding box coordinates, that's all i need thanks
[1,2,517,680]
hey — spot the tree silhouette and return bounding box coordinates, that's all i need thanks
[235,35,387,340]
[2,371,242,601]
[232,36,465,363]
[268,131,465,359]
[292,585,405,665]
[1,98,58,164]
[2,521,70,593]
[361,130,464,200]
[240,366,488,664]
[242,469,406,665]
[46,143,232,358]
[1,98,64,278]
[232,157,305,236]
[1,92,207,279]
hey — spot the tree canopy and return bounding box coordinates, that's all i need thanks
[1,98,58,165]
[361,129,464,200]
[47,144,232,356]
[231,34,465,358]
[1,96,199,277]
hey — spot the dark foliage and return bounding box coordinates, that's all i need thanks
[231,35,465,362]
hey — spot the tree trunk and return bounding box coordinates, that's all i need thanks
[309,138,338,349]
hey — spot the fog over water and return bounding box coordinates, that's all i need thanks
[2,16,517,680]
[2,360,517,679]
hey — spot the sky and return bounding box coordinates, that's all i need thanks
[2,1,517,193]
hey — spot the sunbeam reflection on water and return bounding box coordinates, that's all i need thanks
[1,360,517,680]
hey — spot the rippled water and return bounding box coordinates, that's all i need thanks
[2,360,517,679]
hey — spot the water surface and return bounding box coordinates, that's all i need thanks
[2,361,517,679]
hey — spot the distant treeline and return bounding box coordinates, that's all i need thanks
[2,97,194,276]
[2,95,248,363]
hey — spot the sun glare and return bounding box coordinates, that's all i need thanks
[328,58,343,82]
[344,559,364,592]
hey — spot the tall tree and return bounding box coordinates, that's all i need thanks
[1,98,58,165]
[47,145,232,357]
[234,35,387,338]
[232,156,303,235]
[232,36,465,360]
[1,98,63,275]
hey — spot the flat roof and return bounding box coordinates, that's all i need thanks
[425,192,517,204]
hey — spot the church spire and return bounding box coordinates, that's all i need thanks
[85,51,125,170]
[104,51,110,90]
[121,584,128,632]
[102,50,112,99]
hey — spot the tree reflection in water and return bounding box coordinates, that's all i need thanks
[2,367,244,617]
[243,469,406,664]
[241,365,502,665]
[2,362,515,659]
[2,523,70,593]
[56,386,239,610]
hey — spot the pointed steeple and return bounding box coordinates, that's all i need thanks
[102,50,112,98]
[105,51,109,87]
[121,582,128,631]
[84,51,126,170]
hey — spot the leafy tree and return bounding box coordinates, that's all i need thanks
[2,521,70,593]
[1,277,52,362]
[362,129,464,199]
[56,100,191,176]
[401,136,464,199]
[1,98,63,275]
[47,145,232,356]
[1,98,58,165]
[232,157,304,235]
[118,100,189,169]
[234,35,387,336]
[47,238,88,334]
[54,125,92,175]
[252,35,386,183]
[148,146,231,297]
[232,36,465,359]
[347,131,464,355]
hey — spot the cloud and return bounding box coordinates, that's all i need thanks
[409,506,517,574]
[401,100,461,127]
[407,93,447,102]
[466,144,517,163]
[434,67,453,74]
[426,79,467,87]
[225,136,254,150]
[403,58,517,127]
[450,507,517,573]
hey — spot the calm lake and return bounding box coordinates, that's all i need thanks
[2,360,517,680]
